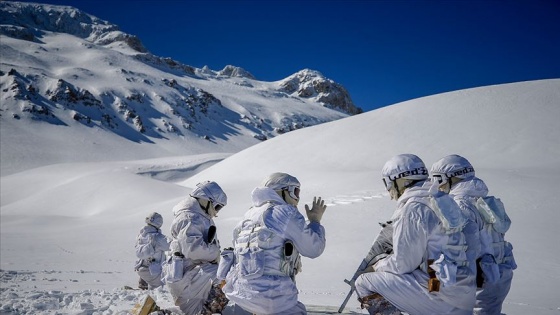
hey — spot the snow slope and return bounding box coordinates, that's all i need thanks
[1,79,560,314]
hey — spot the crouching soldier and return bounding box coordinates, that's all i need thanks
[355,154,477,315]
[219,173,327,315]
[135,212,170,290]
[163,181,229,314]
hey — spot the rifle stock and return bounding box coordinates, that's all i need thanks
[338,259,368,313]
[338,221,393,313]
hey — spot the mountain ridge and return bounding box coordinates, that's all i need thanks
[0,1,362,175]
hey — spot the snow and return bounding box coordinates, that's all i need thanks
[2,78,560,314]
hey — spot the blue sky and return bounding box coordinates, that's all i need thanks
[22,0,560,112]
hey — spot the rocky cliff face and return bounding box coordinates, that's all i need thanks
[0,1,147,52]
[279,69,362,115]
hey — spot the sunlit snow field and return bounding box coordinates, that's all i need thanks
[2,80,560,314]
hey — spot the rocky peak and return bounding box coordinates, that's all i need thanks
[0,1,147,52]
[278,69,362,115]
[217,65,255,79]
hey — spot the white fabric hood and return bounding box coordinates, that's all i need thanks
[451,177,489,198]
[251,187,286,207]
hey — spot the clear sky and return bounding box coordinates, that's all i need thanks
[18,0,560,112]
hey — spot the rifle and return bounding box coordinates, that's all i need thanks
[338,258,369,313]
[338,221,394,313]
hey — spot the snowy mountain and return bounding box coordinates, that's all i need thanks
[1,79,559,314]
[0,1,361,175]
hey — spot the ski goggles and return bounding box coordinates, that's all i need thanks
[431,173,448,185]
[431,173,453,193]
[382,177,395,191]
[213,202,224,212]
[282,185,300,200]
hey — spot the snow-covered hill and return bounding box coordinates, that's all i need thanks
[0,1,361,175]
[1,79,559,314]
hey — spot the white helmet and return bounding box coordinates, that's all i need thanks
[145,212,163,229]
[430,154,475,188]
[381,154,428,199]
[190,181,228,210]
[262,172,301,204]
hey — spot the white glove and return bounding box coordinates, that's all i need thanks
[305,196,327,223]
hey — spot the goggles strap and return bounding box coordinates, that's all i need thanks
[198,198,211,212]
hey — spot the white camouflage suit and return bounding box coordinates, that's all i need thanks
[164,196,222,314]
[222,187,326,315]
[134,224,170,289]
[355,183,477,315]
[449,177,516,315]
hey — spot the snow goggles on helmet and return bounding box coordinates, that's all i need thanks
[431,173,452,193]
[382,177,394,191]
[431,173,448,185]
[282,185,300,200]
[213,201,224,212]
[382,166,428,190]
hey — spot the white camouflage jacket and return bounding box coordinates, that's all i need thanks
[223,187,326,314]
[374,183,477,311]
[134,225,170,270]
[450,177,517,281]
[169,197,221,268]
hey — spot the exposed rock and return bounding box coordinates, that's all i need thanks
[0,25,36,41]
[0,1,146,52]
[279,69,362,114]
[47,79,102,108]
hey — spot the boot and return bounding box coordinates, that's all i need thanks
[358,293,401,315]
[201,283,229,314]
[138,277,148,290]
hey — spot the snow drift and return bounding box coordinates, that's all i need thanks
[1,79,559,314]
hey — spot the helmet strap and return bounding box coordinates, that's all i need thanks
[207,204,218,218]
[147,223,160,230]
[442,177,463,193]
[197,198,219,217]
[198,198,210,211]
[403,179,422,189]
[450,177,463,187]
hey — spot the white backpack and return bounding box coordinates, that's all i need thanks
[475,196,511,234]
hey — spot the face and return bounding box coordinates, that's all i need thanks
[284,194,299,206]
